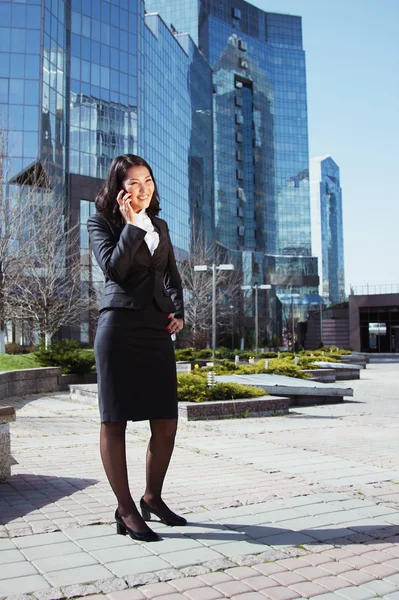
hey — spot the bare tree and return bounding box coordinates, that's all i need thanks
[179,233,242,348]
[10,189,90,347]
[0,129,33,352]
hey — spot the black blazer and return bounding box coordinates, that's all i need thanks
[87,212,184,319]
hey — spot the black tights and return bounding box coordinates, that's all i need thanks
[100,418,177,533]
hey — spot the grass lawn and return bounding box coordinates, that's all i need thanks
[0,353,41,371]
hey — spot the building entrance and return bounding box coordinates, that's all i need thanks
[359,307,399,352]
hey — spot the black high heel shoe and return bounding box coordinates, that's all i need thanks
[115,509,161,542]
[140,497,187,527]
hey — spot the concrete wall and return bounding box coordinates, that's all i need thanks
[0,368,97,400]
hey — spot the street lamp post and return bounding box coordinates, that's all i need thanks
[194,263,234,358]
[241,283,272,355]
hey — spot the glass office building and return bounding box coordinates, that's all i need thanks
[145,0,319,336]
[0,0,213,342]
[310,155,345,305]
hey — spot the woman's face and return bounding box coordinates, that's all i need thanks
[122,165,155,214]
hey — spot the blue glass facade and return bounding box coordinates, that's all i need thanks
[146,0,319,336]
[310,156,345,305]
[1,0,214,342]
[140,14,213,254]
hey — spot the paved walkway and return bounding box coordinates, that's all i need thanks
[1,356,399,600]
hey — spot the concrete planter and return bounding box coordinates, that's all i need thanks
[0,406,16,482]
[178,395,290,421]
[0,367,97,400]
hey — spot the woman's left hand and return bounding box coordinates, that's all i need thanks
[167,314,184,335]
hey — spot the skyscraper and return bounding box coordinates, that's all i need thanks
[310,155,345,305]
[1,0,213,342]
[1,0,320,344]
[145,0,319,336]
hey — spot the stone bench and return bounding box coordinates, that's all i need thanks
[0,406,16,482]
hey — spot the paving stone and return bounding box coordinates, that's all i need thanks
[183,588,224,600]
[61,584,100,598]
[107,590,146,600]
[90,545,152,564]
[168,578,206,592]
[124,573,160,587]
[361,564,398,578]
[339,572,376,586]
[201,559,236,572]
[383,593,399,600]
[252,564,287,577]
[0,562,39,581]
[340,556,375,570]
[12,534,69,549]
[295,566,330,580]
[106,557,171,578]
[300,555,332,567]
[139,582,176,598]
[0,575,50,596]
[288,581,328,598]
[3,594,34,600]
[361,580,397,595]
[231,555,265,567]
[213,580,254,597]
[314,576,352,592]
[242,576,279,591]
[258,586,300,600]
[95,577,128,593]
[45,564,112,587]
[20,542,82,561]
[0,549,26,564]
[179,566,210,577]
[269,571,307,587]
[224,567,258,580]
[32,552,99,574]
[320,562,354,576]
[324,550,355,561]
[280,547,308,558]
[157,547,222,569]
[382,557,399,569]
[65,525,115,540]
[230,593,267,600]
[312,595,346,600]
[33,588,64,600]
[0,539,16,551]
[335,587,376,600]
[257,550,287,562]
[153,570,183,583]
[198,572,234,586]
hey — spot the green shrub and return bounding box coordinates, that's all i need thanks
[175,348,196,361]
[196,349,213,359]
[210,383,265,400]
[258,352,278,359]
[177,373,265,403]
[35,340,95,374]
[266,359,308,379]
[177,373,210,403]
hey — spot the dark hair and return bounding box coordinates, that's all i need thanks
[95,154,161,225]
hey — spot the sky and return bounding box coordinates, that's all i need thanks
[253,0,399,292]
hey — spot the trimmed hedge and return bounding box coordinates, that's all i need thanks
[35,340,95,374]
[177,373,265,403]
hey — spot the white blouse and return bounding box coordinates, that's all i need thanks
[135,209,160,256]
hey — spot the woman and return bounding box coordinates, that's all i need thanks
[87,154,186,543]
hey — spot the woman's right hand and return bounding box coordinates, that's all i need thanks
[117,190,136,226]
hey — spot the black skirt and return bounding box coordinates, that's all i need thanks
[94,302,178,422]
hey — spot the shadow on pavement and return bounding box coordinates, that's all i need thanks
[0,473,98,523]
[158,520,399,547]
